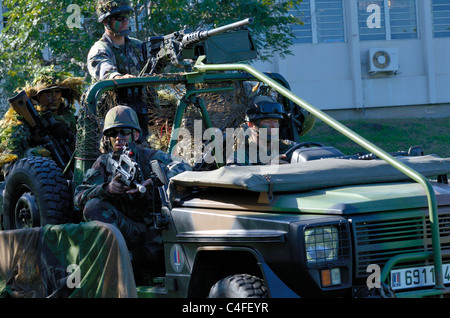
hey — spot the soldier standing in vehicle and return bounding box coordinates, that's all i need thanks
[88,0,153,142]
[0,67,84,179]
[74,106,191,268]
[227,95,295,165]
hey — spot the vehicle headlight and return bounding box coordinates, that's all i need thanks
[305,226,339,264]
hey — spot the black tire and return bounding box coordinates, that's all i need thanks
[2,157,73,229]
[208,274,269,298]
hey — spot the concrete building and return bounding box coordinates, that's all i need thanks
[1,1,449,119]
[253,0,450,119]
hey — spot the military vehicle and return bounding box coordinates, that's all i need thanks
[1,19,450,298]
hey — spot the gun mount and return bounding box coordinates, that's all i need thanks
[141,18,257,74]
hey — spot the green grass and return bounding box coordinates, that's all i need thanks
[304,117,450,158]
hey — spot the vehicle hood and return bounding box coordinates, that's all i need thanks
[169,155,450,214]
[170,155,450,194]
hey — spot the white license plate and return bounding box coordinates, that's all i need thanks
[390,264,450,290]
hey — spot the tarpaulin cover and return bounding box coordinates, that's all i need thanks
[169,155,450,194]
[0,221,137,298]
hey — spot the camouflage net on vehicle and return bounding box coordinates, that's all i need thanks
[75,79,257,164]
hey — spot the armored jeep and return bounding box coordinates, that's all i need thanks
[1,23,450,298]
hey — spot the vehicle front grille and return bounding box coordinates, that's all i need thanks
[352,206,450,278]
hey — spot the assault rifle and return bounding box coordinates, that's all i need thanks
[106,147,147,193]
[141,17,254,75]
[8,90,74,178]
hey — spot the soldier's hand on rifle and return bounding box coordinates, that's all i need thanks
[126,178,153,194]
[108,174,129,194]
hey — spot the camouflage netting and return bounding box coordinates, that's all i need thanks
[76,78,268,164]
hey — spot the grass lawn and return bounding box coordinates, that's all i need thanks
[304,117,450,158]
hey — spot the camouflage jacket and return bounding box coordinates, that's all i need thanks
[74,146,191,220]
[226,138,296,166]
[0,107,76,176]
[87,32,147,81]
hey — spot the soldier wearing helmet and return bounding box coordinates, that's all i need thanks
[227,96,296,165]
[0,67,84,179]
[74,106,191,272]
[88,0,144,81]
[88,0,152,142]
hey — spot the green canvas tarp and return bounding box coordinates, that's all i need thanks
[169,155,450,194]
[0,221,137,298]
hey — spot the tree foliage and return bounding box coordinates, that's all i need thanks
[0,0,303,112]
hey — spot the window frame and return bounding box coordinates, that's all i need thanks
[291,0,346,44]
[357,0,419,41]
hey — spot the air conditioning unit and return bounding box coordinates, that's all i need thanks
[367,48,399,75]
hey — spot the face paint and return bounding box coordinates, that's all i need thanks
[108,14,131,36]
[112,20,123,33]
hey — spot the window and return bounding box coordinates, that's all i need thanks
[357,0,417,41]
[291,0,345,44]
[432,0,450,38]
[291,0,313,43]
[389,0,418,39]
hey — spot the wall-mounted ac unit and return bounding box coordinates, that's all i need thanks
[367,48,399,75]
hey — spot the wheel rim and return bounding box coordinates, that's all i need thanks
[14,188,40,228]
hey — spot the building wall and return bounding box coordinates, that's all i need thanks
[252,0,450,119]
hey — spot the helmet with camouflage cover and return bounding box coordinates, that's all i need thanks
[24,66,84,112]
[245,95,285,122]
[96,0,133,23]
[103,105,141,134]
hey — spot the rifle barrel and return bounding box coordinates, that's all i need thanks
[182,17,253,46]
[207,18,253,38]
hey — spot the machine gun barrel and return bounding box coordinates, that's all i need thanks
[181,17,253,47]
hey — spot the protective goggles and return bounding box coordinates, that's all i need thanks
[105,128,133,138]
[255,101,285,114]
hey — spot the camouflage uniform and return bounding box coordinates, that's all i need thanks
[87,33,146,81]
[74,147,190,250]
[228,135,295,165]
[74,106,191,258]
[88,0,151,142]
[0,68,83,178]
[226,96,296,165]
[87,32,151,142]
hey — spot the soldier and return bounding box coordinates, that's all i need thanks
[88,0,151,142]
[0,67,84,179]
[74,106,191,267]
[227,95,295,165]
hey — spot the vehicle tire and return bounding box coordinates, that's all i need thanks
[2,157,73,229]
[208,274,268,298]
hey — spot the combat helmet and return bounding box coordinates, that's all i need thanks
[245,95,285,122]
[103,105,141,135]
[96,0,133,23]
[24,66,84,111]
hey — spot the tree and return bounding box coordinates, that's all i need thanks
[0,0,303,114]
[0,0,102,112]
[138,0,303,61]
